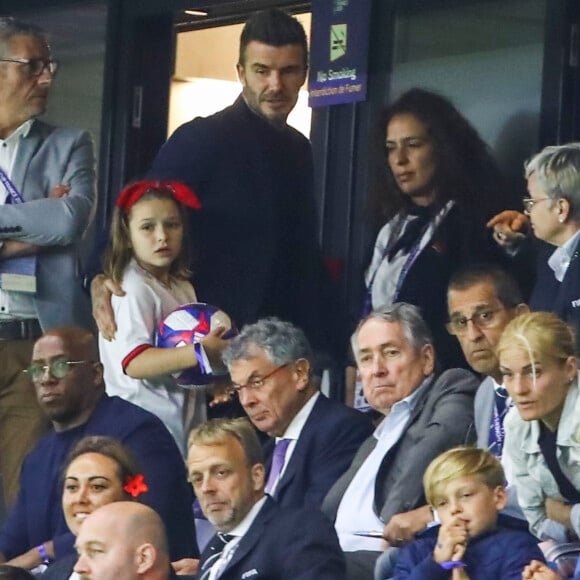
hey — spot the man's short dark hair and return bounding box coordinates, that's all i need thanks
[448,263,524,308]
[0,17,47,56]
[238,8,308,67]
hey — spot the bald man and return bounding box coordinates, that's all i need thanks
[74,503,173,580]
[0,327,197,570]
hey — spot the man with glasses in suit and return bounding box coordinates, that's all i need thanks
[0,17,95,509]
[221,317,373,512]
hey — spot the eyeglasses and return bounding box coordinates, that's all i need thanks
[227,363,289,395]
[446,308,504,336]
[522,197,552,213]
[24,358,90,382]
[0,57,59,77]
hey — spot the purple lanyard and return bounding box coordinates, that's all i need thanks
[363,214,431,314]
[488,390,511,457]
[0,168,25,204]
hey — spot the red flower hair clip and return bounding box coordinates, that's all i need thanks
[124,474,149,498]
[116,180,202,213]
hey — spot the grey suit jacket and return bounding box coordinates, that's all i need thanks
[322,368,478,526]
[0,120,95,330]
[474,375,495,448]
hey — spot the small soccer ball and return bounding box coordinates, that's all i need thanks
[156,303,237,387]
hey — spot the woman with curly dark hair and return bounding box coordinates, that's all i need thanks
[364,88,514,369]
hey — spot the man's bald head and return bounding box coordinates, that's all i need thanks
[74,502,170,580]
[36,326,99,361]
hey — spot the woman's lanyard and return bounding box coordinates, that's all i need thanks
[363,212,433,315]
[0,168,25,204]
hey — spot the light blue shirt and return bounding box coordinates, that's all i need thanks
[335,378,431,552]
[548,229,580,282]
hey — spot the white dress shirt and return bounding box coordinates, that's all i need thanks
[335,379,430,552]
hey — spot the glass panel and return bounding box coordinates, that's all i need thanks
[389,0,546,194]
[171,13,312,138]
[8,2,107,164]
[7,2,107,265]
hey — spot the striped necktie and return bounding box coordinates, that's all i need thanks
[199,532,234,580]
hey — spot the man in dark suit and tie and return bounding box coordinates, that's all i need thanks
[221,317,373,511]
[322,303,478,580]
[187,417,345,580]
[0,17,95,508]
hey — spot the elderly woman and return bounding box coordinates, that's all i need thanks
[39,436,146,579]
[491,144,580,349]
[365,88,511,368]
[499,312,580,543]
[524,144,580,342]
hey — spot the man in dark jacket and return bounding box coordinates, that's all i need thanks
[0,327,197,570]
[93,9,342,358]
[188,418,345,580]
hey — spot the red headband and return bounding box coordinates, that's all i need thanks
[116,180,202,213]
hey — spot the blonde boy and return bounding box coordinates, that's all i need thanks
[392,447,544,580]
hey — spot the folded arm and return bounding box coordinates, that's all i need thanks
[0,131,95,246]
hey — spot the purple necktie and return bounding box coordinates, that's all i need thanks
[265,438,291,494]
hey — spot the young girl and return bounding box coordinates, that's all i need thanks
[99,180,226,455]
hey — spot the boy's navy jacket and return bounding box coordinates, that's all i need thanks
[393,515,544,580]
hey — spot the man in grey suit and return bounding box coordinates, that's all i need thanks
[0,17,95,507]
[322,303,478,580]
[372,269,529,580]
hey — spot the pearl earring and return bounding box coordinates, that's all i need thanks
[560,217,565,223]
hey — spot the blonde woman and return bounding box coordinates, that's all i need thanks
[498,312,580,542]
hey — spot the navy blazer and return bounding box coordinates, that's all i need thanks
[264,394,373,510]
[196,497,345,580]
[529,240,580,350]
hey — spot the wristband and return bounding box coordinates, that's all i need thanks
[194,342,212,375]
[37,544,51,564]
[439,560,465,570]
